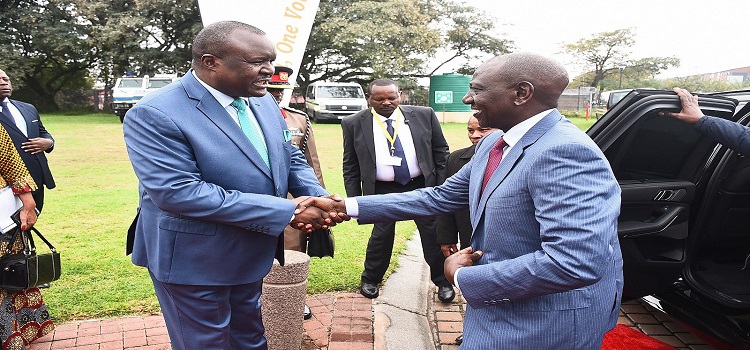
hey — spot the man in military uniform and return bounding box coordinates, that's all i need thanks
[267,66,325,320]
[268,66,325,187]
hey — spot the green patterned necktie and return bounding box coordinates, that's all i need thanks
[232,98,270,168]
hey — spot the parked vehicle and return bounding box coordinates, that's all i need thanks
[591,89,750,349]
[110,74,179,122]
[304,81,368,123]
[600,89,633,110]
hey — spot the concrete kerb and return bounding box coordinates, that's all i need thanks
[374,231,436,350]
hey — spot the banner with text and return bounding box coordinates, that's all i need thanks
[197,0,319,105]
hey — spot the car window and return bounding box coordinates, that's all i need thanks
[118,79,143,88]
[608,91,630,109]
[603,110,713,181]
[317,86,364,99]
[148,79,172,88]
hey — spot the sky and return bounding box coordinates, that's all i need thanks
[444,0,750,79]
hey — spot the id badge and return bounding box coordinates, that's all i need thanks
[384,156,403,166]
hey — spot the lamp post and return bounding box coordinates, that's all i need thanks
[618,64,626,89]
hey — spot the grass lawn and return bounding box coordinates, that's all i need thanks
[34,111,596,322]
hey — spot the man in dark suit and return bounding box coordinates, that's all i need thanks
[123,21,342,350]
[341,78,454,302]
[0,69,55,212]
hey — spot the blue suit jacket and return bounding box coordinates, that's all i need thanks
[356,110,623,348]
[123,71,327,285]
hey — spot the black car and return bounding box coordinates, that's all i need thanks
[588,89,750,349]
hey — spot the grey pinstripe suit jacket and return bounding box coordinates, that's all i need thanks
[356,110,623,349]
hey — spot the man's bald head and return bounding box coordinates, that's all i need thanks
[482,53,569,108]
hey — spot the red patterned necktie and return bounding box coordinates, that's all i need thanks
[481,137,507,193]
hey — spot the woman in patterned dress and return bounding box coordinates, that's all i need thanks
[0,125,54,349]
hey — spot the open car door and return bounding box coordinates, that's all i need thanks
[587,89,739,300]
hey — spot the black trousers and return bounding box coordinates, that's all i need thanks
[361,176,450,287]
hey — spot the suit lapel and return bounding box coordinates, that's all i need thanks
[248,95,283,182]
[183,72,272,179]
[401,106,427,161]
[0,101,23,136]
[12,101,35,137]
[471,111,563,228]
[359,110,376,166]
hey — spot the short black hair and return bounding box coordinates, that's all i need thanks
[191,21,266,68]
[367,78,398,94]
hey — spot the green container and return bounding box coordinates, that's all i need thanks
[429,73,471,112]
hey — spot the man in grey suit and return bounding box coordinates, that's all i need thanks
[309,53,623,348]
[341,78,454,302]
[0,68,55,212]
[123,21,341,350]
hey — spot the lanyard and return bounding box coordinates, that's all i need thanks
[373,108,402,156]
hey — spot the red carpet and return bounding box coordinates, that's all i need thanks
[602,324,677,350]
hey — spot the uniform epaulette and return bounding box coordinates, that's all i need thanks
[281,106,307,116]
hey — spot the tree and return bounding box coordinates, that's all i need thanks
[0,0,102,110]
[570,56,681,91]
[659,76,750,93]
[299,0,512,91]
[563,28,636,90]
[425,1,512,76]
[564,28,680,91]
[299,0,442,89]
[0,0,200,111]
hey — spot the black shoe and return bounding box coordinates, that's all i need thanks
[455,334,463,345]
[359,281,379,299]
[437,285,455,303]
[303,304,312,320]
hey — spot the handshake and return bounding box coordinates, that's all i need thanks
[289,194,350,232]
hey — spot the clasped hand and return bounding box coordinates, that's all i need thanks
[289,194,349,232]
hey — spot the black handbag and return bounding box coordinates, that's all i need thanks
[306,228,335,258]
[0,223,61,292]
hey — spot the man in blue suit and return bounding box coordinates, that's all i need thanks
[123,21,340,350]
[305,52,623,348]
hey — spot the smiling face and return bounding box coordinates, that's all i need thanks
[0,69,12,100]
[462,59,516,131]
[199,29,276,98]
[368,84,400,117]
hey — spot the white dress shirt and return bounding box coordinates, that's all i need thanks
[192,71,267,150]
[372,107,422,181]
[1,98,29,137]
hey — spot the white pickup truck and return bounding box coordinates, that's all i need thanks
[110,74,178,122]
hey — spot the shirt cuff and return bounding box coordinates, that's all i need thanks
[454,267,463,291]
[345,197,359,218]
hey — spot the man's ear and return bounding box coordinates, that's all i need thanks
[513,81,534,106]
[200,54,219,71]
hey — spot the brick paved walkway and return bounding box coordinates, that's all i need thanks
[428,290,717,350]
[30,291,719,350]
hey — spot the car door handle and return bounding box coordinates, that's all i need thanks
[653,189,687,201]
[619,206,685,237]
